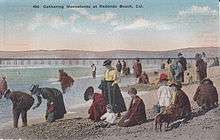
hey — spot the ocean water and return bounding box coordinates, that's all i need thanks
[0,64,160,128]
[0,65,106,127]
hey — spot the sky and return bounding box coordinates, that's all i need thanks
[0,0,219,51]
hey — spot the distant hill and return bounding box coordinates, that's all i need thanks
[0,47,219,58]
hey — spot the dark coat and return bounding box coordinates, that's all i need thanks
[88,93,107,121]
[175,89,191,118]
[193,81,218,108]
[178,57,187,71]
[196,58,207,82]
[119,96,146,127]
[9,91,34,111]
[133,62,142,78]
[98,80,126,113]
[59,72,74,93]
[116,62,122,73]
[35,88,67,120]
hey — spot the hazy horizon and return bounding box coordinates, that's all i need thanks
[0,46,218,52]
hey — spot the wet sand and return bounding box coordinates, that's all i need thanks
[0,66,219,140]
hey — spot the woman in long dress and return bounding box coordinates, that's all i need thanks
[30,84,66,122]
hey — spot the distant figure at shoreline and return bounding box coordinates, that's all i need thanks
[58,69,74,93]
[178,53,187,83]
[3,89,34,128]
[133,58,142,78]
[171,60,183,83]
[84,86,107,122]
[119,88,146,127]
[30,85,66,123]
[91,64,96,79]
[116,60,122,74]
[122,60,130,76]
[195,53,207,82]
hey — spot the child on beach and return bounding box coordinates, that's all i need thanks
[97,105,117,128]
[156,73,173,113]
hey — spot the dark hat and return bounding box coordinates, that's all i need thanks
[128,87,137,95]
[59,69,64,72]
[167,58,172,64]
[201,78,213,85]
[136,57,140,62]
[84,86,94,101]
[169,82,182,89]
[103,59,112,66]
[178,53,183,56]
[29,84,39,93]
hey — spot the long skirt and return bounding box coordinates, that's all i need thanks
[99,80,126,113]
[45,94,66,122]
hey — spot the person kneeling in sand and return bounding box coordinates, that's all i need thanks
[118,88,146,127]
[84,86,107,122]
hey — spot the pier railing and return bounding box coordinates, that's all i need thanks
[0,57,214,66]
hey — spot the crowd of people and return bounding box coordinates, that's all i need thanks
[0,52,219,132]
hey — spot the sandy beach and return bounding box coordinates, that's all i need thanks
[0,66,219,140]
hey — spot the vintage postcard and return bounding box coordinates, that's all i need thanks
[0,0,219,140]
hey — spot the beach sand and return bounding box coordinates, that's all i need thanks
[0,66,219,140]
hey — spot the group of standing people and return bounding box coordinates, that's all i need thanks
[116,60,130,76]
[164,53,187,83]
[164,52,208,84]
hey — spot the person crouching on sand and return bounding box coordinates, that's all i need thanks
[84,86,107,122]
[118,88,146,127]
[30,84,66,123]
[157,73,173,113]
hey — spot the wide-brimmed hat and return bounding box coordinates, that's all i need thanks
[159,73,168,82]
[103,59,112,66]
[84,86,94,101]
